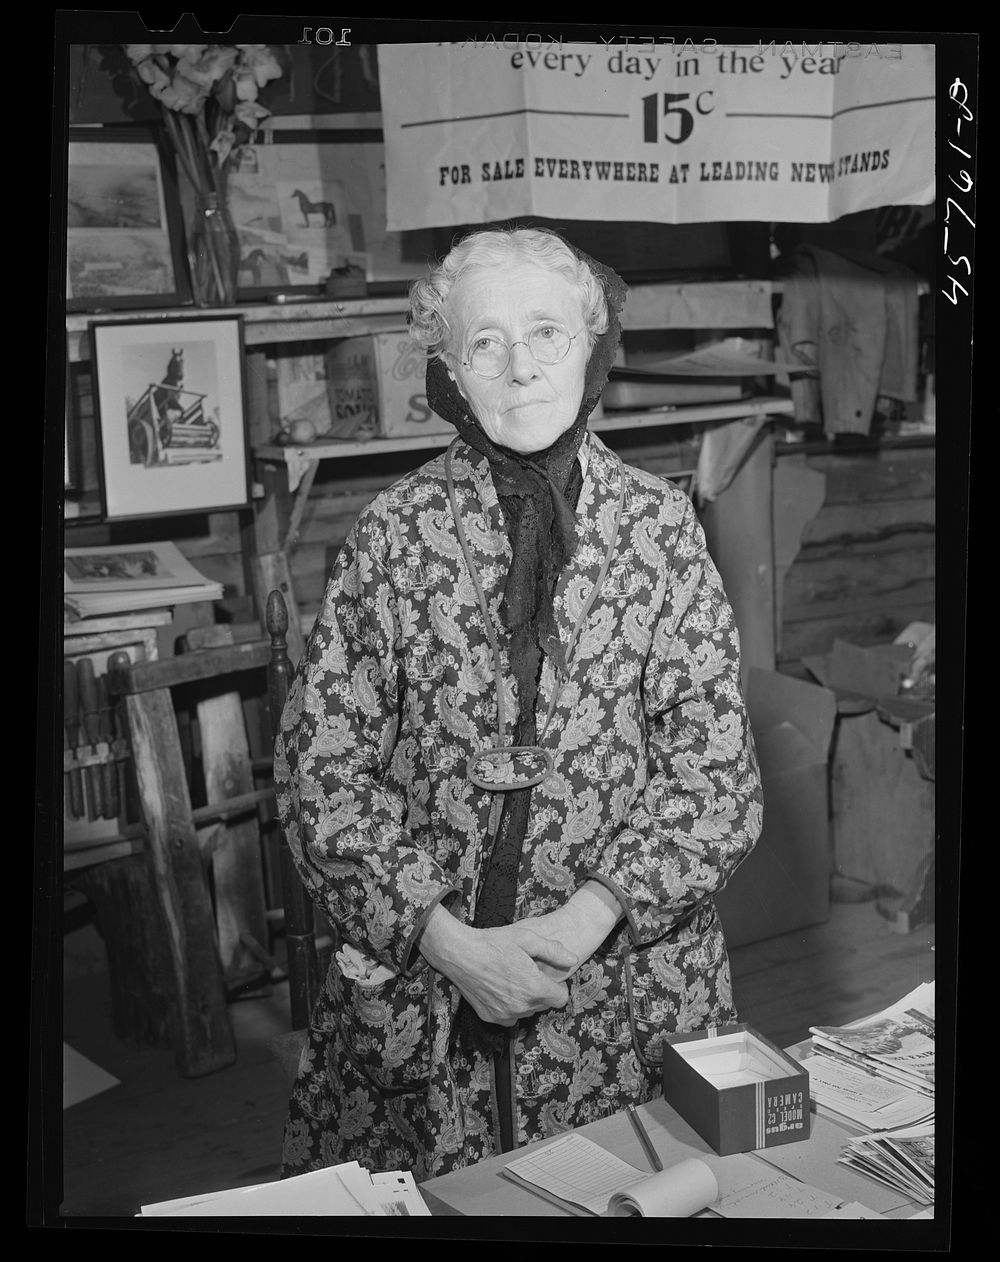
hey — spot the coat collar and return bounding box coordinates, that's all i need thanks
[444,431,626,636]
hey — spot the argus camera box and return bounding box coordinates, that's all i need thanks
[661,1023,810,1156]
[326,332,451,440]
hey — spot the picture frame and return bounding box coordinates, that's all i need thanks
[67,125,192,312]
[90,315,250,521]
[227,130,436,301]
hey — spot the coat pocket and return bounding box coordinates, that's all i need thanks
[624,903,736,1069]
[329,956,432,1094]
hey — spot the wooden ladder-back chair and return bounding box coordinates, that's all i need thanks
[97,635,275,1076]
[265,588,321,1033]
[72,603,320,1079]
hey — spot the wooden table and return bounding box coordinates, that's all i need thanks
[419,1093,926,1221]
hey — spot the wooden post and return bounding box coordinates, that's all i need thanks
[186,626,271,994]
[700,429,777,684]
[254,550,306,668]
[107,652,236,1077]
[72,855,173,1050]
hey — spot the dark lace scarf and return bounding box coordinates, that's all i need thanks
[424,248,628,1058]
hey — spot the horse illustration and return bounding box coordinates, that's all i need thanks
[151,349,185,439]
[239,249,271,286]
[128,346,216,467]
[290,188,336,227]
[240,248,310,287]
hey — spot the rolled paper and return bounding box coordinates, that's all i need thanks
[608,1158,719,1218]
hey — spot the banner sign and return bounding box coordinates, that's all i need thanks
[378,42,934,229]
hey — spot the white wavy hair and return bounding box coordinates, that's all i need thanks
[408,227,609,358]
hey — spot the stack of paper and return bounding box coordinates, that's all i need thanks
[799,983,935,1207]
[809,982,934,1097]
[64,542,224,619]
[794,1055,933,1133]
[138,1161,431,1217]
[838,1123,935,1206]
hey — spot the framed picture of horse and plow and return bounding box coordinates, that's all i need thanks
[89,315,250,520]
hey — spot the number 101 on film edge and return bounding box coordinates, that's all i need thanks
[299,28,352,45]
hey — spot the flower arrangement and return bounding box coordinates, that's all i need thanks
[123,43,284,304]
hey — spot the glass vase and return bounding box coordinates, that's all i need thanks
[188,192,240,307]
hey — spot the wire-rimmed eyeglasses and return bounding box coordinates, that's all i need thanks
[456,321,583,379]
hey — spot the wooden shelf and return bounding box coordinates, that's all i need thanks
[255,396,796,491]
[67,280,779,356]
[65,296,411,362]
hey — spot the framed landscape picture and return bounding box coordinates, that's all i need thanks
[67,125,191,312]
[90,315,250,520]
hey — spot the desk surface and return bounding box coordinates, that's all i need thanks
[420,1094,923,1219]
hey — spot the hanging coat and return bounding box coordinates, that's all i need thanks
[274,431,763,1180]
[776,243,920,436]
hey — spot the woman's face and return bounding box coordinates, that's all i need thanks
[444,262,589,454]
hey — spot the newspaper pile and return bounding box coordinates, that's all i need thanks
[137,1160,431,1217]
[64,542,224,618]
[799,982,934,1206]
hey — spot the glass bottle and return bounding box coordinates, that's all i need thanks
[188,191,240,306]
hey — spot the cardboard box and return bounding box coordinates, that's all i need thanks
[807,638,914,704]
[662,1024,810,1155]
[714,668,836,949]
[326,332,451,440]
[802,643,934,901]
[602,379,744,409]
[322,337,379,440]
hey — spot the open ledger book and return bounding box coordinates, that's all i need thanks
[502,1133,719,1217]
[500,1132,887,1219]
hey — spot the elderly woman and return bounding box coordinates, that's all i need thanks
[275,227,763,1180]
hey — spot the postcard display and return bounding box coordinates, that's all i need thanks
[228,139,430,294]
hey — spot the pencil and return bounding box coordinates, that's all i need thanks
[626,1104,663,1172]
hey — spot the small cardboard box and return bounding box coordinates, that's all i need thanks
[322,337,378,440]
[714,668,836,949]
[662,1024,810,1155]
[602,379,744,409]
[326,332,451,440]
[274,341,339,436]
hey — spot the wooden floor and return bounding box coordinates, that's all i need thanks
[52,899,935,1220]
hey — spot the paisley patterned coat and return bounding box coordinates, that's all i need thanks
[275,431,763,1180]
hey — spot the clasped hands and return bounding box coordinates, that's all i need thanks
[418,881,623,1028]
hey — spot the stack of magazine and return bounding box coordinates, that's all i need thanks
[838,1123,935,1206]
[64,542,224,619]
[799,982,934,1205]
